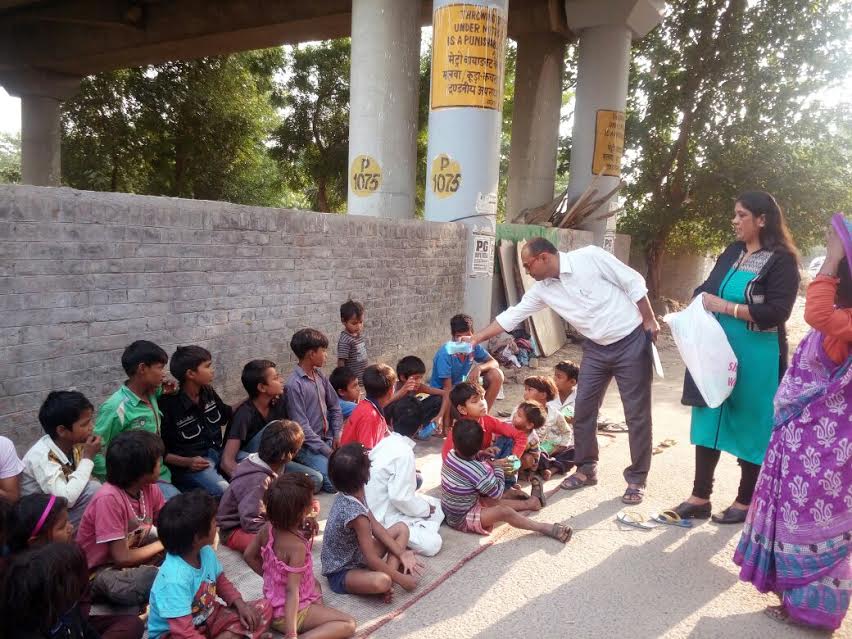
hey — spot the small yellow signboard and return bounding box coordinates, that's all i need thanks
[592,110,625,177]
[431,4,507,110]
[350,155,382,197]
[430,153,462,199]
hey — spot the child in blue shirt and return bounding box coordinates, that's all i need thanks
[330,366,360,421]
[148,491,272,639]
[430,314,504,428]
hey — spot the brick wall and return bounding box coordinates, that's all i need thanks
[0,186,467,450]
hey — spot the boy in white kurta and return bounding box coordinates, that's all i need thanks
[364,398,443,556]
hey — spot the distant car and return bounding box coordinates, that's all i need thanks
[808,255,826,277]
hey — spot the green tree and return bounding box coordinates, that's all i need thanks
[271,40,350,213]
[0,132,21,184]
[620,0,852,298]
[62,49,284,205]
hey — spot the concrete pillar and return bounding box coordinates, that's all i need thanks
[564,0,664,248]
[506,32,566,223]
[425,0,509,328]
[0,69,80,187]
[21,95,63,186]
[346,0,421,218]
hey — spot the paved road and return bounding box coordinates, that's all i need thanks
[370,337,850,639]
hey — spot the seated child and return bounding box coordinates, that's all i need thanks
[553,361,626,432]
[337,300,368,384]
[0,434,24,503]
[21,391,102,526]
[7,493,74,552]
[522,376,574,476]
[0,542,109,639]
[430,314,504,422]
[160,346,231,497]
[330,366,361,421]
[6,494,144,639]
[340,364,394,449]
[77,430,166,607]
[365,399,444,557]
[441,382,526,462]
[388,356,447,437]
[286,329,343,493]
[217,420,319,553]
[245,474,356,638]
[441,420,571,542]
[148,491,272,639]
[511,400,544,481]
[93,340,178,500]
[320,443,423,600]
[220,359,289,479]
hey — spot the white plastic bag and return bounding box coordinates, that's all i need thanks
[663,296,738,408]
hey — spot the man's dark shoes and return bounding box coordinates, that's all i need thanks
[711,506,748,524]
[672,501,712,520]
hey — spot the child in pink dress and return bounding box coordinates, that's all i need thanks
[245,473,355,639]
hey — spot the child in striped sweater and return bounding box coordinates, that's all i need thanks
[440,420,572,543]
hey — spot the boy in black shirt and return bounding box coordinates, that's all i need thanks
[160,346,232,497]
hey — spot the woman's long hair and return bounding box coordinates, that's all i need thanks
[736,191,800,261]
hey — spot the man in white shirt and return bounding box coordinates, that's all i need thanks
[470,238,659,505]
[365,397,443,556]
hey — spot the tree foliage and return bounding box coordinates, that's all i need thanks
[0,132,20,184]
[62,50,284,205]
[620,0,852,297]
[270,40,350,213]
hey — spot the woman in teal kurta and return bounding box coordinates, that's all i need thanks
[670,191,800,524]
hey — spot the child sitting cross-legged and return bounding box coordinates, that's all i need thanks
[245,474,356,639]
[217,420,310,554]
[441,420,571,543]
[148,490,272,639]
[76,430,166,608]
[340,364,395,449]
[321,443,424,601]
[330,366,361,423]
[520,376,574,477]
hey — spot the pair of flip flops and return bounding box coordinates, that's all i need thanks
[615,509,693,530]
[652,438,677,454]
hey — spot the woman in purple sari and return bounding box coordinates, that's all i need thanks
[734,215,852,630]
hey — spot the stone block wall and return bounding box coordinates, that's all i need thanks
[0,186,467,449]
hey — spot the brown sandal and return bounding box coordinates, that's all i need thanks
[530,474,546,507]
[546,522,573,543]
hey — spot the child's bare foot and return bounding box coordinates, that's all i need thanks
[541,469,553,481]
[382,589,394,604]
[504,485,529,500]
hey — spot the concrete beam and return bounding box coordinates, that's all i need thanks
[564,0,665,39]
[0,0,566,78]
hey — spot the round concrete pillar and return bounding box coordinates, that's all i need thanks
[506,33,566,223]
[425,0,509,328]
[346,0,421,218]
[21,94,64,187]
[566,24,631,246]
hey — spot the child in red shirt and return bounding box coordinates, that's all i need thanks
[441,382,527,461]
[340,365,395,449]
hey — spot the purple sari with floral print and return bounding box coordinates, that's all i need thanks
[734,328,852,630]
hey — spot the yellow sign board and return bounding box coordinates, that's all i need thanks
[430,153,462,199]
[592,110,625,177]
[431,4,507,110]
[350,155,382,197]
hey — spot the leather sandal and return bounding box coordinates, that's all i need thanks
[671,501,712,520]
[711,506,748,524]
[560,473,597,490]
